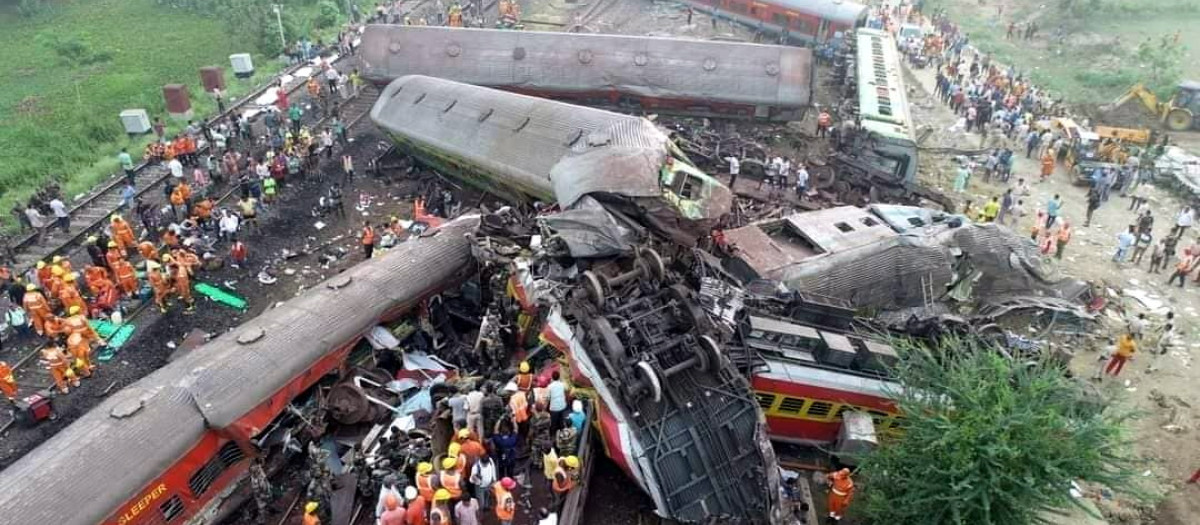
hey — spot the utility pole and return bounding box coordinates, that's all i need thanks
[272,4,286,49]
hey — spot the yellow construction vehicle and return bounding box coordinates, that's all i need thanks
[1103,82,1200,131]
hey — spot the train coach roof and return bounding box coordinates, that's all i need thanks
[775,0,868,26]
[359,25,813,108]
[0,217,479,525]
[371,75,673,208]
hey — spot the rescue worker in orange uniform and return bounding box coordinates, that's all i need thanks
[41,345,76,394]
[406,486,428,525]
[147,261,172,313]
[302,501,321,525]
[58,273,87,315]
[171,257,196,312]
[45,265,65,299]
[67,332,96,379]
[111,215,137,252]
[0,361,18,402]
[137,240,158,262]
[62,306,102,344]
[430,489,452,525]
[22,284,52,336]
[112,258,139,295]
[826,468,855,522]
[416,461,438,502]
[35,261,52,290]
[92,276,121,314]
[440,456,463,501]
[105,241,126,270]
[551,455,579,508]
[52,255,73,274]
[173,248,201,275]
[493,477,517,525]
[84,265,111,295]
[379,493,406,525]
[514,361,534,392]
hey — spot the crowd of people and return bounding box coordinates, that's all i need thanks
[296,362,587,525]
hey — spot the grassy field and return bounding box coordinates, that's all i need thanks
[934,0,1200,105]
[0,0,338,231]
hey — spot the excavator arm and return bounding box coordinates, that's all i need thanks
[1102,83,1162,115]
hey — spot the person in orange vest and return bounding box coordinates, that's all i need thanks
[551,455,579,509]
[105,241,126,270]
[0,361,18,402]
[826,468,855,522]
[112,258,138,295]
[1039,151,1055,182]
[40,344,76,394]
[92,277,121,315]
[440,456,464,501]
[52,255,73,275]
[43,315,67,341]
[170,257,196,312]
[58,273,87,315]
[63,306,102,344]
[380,492,406,525]
[416,461,439,502]
[111,215,137,252]
[457,428,486,474]
[22,284,52,336]
[509,387,530,439]
[430,489,453,525]
[816,109,833,138]
[45,265,65,299]
[1055,220,1073,260]
[302,501,321,525]
[137,240,157,262]
[146,261,172,312]
[493,477,517,525]
[514,361,534,392]
[447,442,469,477]
[174,248,201,275]
[406,485,429,525]
[66,332,96,379]
[84,265,111,295]
[361,220,377,259]
[35,261,52,289]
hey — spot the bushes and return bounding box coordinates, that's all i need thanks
[1075,69,1139,89]
[317,0,341,28]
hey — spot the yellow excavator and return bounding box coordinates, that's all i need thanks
[1103,81,1200,131]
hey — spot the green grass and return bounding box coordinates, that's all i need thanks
[934,0,1200,104]
[0,0,345,231]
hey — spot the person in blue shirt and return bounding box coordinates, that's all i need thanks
[547,371,568,432]
[1046,194,1062,228]
[567,400,586,433]
[1114,225,1137,262]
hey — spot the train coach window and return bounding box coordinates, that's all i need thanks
[160,495,185,522]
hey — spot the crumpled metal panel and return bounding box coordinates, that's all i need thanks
[358,25,813,108]
[777,223,1072,309]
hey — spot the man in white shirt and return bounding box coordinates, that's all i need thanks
[724,156,741,189]
[466,388,485,441]
[168,157,184,179]
[1172,206,1194,240]
[218,210,241,241]
[794,163,809,199]
[49,197,69,233]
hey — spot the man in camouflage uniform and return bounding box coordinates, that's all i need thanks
[529,403,553,469]
[555,425,579,458]
[249,459,273,524]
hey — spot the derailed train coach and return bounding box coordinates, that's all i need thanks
[0,218,479,525]
[358,25,815,121]
[369,74,733,244]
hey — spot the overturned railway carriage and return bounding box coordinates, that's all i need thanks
[0,218,478,525]
[370,75,732,244]
[358,25,815,121]
[683,0,868,43]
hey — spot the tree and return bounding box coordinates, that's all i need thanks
[1136,36,1187,97]
[856,337,1141,525]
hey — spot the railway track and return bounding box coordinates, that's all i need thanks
[0,60,381,435]
[5,51,358,276]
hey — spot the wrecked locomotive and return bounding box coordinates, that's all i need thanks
[358,25,816,121]
[682,0,868,44]
[0,218,478,525]
[370,75,732,244]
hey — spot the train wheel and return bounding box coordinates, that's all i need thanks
[811,164,837,189]
[696,335,721,373]
[638,361,663,403]
[592,316,627,364]
[1166,108,1193,131]
[640,247,666,281]
[582,270,606,308]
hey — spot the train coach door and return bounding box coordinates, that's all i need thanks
[818,18,831,42]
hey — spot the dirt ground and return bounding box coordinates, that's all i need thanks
[905,52,1200,524]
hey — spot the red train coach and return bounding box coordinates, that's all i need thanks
[0,217,478,525]
[359,25,815,121]
[685,0,868,44]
